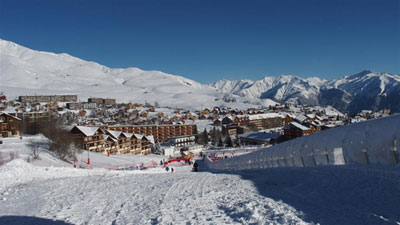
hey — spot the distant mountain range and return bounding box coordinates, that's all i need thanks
[1,39,399,113]
[211,70,400,113]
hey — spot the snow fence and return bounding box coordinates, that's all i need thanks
[204,114,400,171]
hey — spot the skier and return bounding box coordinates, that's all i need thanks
[193,161,198,172]
[171,168,174,173]
[165,166,169,172]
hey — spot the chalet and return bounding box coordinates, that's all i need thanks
[222,124,246,136]
[283,122,312,139]
[0,113,21,137]
[221,116,234,125]
[70,126,155,155]
[70,126,105,152]
[213,119,222,126]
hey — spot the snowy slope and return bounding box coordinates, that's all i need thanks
[0,160,310,225]
[0,39,276,109]
[2,39,399,112]
[1,148,400,224]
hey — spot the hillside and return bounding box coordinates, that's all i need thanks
[1,39,399,112]
[0,39,276,109]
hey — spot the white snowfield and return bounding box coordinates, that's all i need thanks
[1,117,400,224]
[0,39,276,110]
[204,114,400,171]
[0,160,309,225]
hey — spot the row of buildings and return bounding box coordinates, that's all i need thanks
[69,124,197,155]
[70,126,155,155]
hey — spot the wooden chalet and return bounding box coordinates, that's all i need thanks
[0,113,21,138]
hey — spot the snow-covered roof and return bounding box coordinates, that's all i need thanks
[145,135,155,144]
[74,126,100,136]
[123,133,134,138]
[104,135,118,143]
[237,113,283,120]
[295,114,307,123]
[290,122,310,131]
[133,134,144,140]
[0,112,22,121]
[105,130,122,139]
[306,114,316,119]
[238,132,280,141]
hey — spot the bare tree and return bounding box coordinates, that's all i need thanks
[27,139,41,160]
[39,116,82,160]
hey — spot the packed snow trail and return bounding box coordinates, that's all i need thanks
[0,162,307,225]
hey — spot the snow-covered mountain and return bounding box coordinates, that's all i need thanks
[213,75,326,105]
[325,70,400,113]
[0,39,277,109]
[1,39,398,112]
[211,70,400,113]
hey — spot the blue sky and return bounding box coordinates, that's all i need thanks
[1,0,399,83]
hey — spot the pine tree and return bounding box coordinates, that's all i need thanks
[225,134,233,147]
[211,126,217,146]
[217,136,223,147]
[203,128,209,146]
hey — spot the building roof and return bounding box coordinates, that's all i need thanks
[0,112,22,121]
[145,135,155,144]
[133,134,144,140]
[289,122,310,131]
[295,114,308,123]
[237,113,283,120]
[74,126,100,136]
[238,132,280,141]
[104,135,118,143]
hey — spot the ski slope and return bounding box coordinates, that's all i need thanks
[1,124,400,224]
[0,160,307,225]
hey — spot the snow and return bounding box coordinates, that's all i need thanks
[0,161,309,225]
[1,118,400,224]
[204,114,400,171]
[238,132,280,141]
[288,121,310,131]
[74,126,99,136]
[0,39,275,110]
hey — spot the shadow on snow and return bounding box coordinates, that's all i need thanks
[198,160,400,225]
[0,216,73,225]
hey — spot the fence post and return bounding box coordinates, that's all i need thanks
[311,148,316,166]
[392,139,399,164]
[283,155,288,167]
[324,147,330,165]
[360,140,370,165]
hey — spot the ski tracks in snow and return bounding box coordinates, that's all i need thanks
[0,168,308,224]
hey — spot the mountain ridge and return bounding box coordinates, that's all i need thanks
[1,39,399,112]
[210,70,400,113]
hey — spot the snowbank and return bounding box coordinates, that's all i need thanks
[205,114,400,171]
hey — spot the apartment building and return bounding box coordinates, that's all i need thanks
[107,124,197,143]
[19,95,78,103]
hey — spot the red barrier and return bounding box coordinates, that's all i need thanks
[164,158,190,165]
